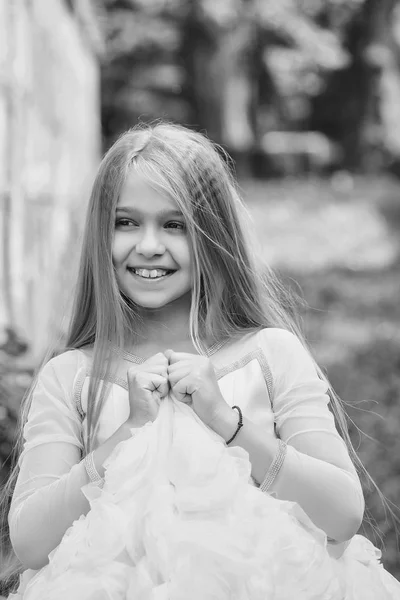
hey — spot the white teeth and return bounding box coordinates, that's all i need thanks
[133,268,169,279]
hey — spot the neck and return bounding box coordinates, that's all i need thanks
[129,293,192,348]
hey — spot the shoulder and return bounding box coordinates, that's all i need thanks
[215,327,304,371]
[250,327,317,380]
[38,349,87,392]
[44,348,87,371]
[216,327,300,360]
[256,327,322,388]
[225,327,303,356]
[256,327,305,355]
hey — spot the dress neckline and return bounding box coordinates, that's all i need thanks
[113,339,228,364]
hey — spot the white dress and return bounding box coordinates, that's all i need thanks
[7,328,400,599]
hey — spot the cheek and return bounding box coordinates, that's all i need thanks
[183,248,193,270]
[112,234,129,266]
[180,238,193,269]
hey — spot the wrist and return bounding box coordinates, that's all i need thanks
[209,403,239,441]
[126,416,147,429]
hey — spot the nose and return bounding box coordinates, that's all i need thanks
[135,227,165,258]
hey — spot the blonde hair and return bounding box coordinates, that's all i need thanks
[0,121,388,589]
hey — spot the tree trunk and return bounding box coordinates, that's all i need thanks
[183,7,260,176]
[310,0,399,171]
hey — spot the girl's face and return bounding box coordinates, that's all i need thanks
[113,170,193,311]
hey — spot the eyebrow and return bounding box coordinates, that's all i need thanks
[115,207,184,218]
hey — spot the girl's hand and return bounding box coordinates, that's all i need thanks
[164,350,229,428]
[127,352,169,428]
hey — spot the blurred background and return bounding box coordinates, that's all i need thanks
[1,0,400,581]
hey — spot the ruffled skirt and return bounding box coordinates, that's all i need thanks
[10,396,400,599]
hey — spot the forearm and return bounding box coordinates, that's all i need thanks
[10,461,90,570]
[10,422,134,570]
[270,444,364,542]
[211,409,364,543]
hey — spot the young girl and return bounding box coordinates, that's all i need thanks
[1,122,399,599]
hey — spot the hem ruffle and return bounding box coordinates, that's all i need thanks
[10,396,400,599]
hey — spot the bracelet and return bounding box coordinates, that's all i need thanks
[226,405,243,445]
[260,439,287,492]
[83,451,105,488]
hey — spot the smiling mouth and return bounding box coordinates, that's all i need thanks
[127,267,176,280]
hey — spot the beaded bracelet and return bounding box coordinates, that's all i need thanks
[83,452,105,488]
[260,439,287,493]
[226,405,243,445]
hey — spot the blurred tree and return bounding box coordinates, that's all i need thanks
[0,328,30,488]
[310,0,400,171]
[182,0,261,175]
[100,0,350,171]
[101,0,190,147]
[101,0,400,173]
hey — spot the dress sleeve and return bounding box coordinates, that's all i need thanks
[8,351,92,571]
[259,328,365,543]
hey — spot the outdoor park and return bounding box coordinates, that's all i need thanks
[1,0,400,592]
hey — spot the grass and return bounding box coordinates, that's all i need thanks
[242,174,400,577]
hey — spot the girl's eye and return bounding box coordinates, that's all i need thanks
[115,218,137,228]
[165,221,185,231]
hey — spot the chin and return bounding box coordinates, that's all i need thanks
[132,292,192,311]
[127,295,176,310]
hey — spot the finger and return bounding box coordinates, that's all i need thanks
[167,366,192,386]
[127,364,168,382]
[172,382,193,404]
[147,351,168,361]
[144,374,169,393]
[128,374,167,402]
[171,378,192,397]
[176,394,192,405]
[167,361,192,375]
[144,353,169,369]
[165,351,197,364]
[170,373,194,395]
[156,377,170,398]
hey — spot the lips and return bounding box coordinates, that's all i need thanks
[127,267,176,280]
[128,266,175,272]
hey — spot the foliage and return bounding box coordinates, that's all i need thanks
[100,0,364,148]
[101,0,189,145]
[0,373,18,489]
[244,174,400,578]
[100,0,400,172]
[0,342,32,488]
[300,272,400,574]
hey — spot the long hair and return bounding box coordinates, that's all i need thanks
[0,121,388,589]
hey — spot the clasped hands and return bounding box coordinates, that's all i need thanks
[127,350,230,431]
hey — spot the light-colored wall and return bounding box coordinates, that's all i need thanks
[0,0,102,358]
